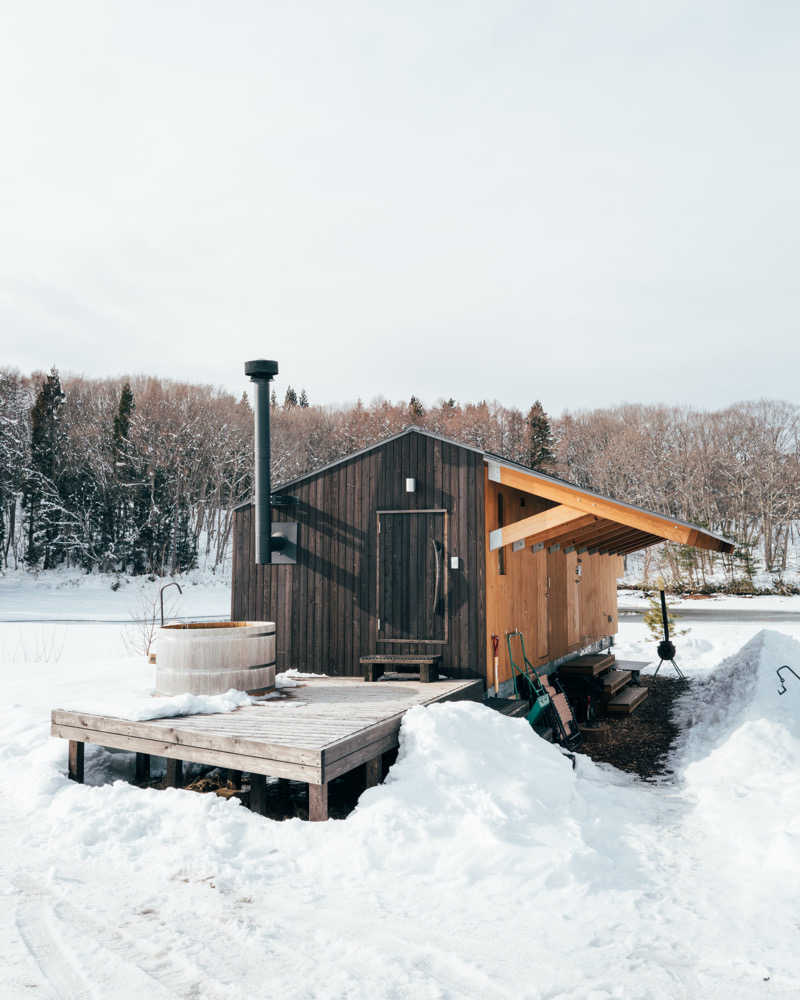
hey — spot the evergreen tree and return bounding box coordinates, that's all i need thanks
[284,386,298,408]
[113,382,134,455]
[643,581,689,641]
[110,382,136,570]
[443,398,457,410]
[299,388,309,408]
[526,400,555,469]
[174,500,197,572]
[270,388,277,409]
[408,395,425,420]
[24,368,65,567]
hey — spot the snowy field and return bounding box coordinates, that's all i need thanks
[1,577,800,998]
[618,588,800,614]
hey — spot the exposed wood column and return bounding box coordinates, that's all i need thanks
[365,755,382,789]
[165,758,183,788]
[308,783,329,821]
[134,752,150,783]
[250,774,267,815]
[68,740,84,783]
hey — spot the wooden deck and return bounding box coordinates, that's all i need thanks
[52,676,483,820]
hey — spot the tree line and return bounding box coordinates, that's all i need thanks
[0,368,252,575]
[2,366,798,589]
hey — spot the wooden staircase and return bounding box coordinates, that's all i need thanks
[557,653,648,719]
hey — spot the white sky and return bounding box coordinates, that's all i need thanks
[1,1,798,414]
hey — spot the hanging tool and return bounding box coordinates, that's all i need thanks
[491,634,500,695]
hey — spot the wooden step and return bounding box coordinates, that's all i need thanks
[559,653,615,678]
[601,669,632,698]
[606,684,648,715]
[612,659,650,682]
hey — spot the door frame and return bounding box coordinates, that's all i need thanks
[376,508,449,644]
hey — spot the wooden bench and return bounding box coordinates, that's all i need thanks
[360,654,442,683]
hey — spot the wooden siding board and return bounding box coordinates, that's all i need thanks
[231,432,486,681]
[311,473,324,670]
[346,457,357,673]
[245,505,255,622]
[474,453,486,681]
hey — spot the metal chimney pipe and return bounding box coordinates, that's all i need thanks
[245,359,279,564]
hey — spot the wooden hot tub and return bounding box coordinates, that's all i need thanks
[155,621,276,696]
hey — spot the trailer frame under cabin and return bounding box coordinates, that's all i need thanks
[231,426,732,694]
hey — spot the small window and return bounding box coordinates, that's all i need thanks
[497,493,506,575]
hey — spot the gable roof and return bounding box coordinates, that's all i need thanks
[249,425,734,555]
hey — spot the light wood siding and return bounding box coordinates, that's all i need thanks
[484,475,622,687]
[231,432,485,679]
[484,471,555,686]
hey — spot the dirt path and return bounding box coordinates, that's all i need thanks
[578,675,689,780]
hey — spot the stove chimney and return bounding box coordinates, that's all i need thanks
[245,359,279,564]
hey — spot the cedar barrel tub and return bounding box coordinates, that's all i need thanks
[155,621,276,696]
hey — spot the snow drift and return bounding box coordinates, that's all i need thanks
[2,628,800,997]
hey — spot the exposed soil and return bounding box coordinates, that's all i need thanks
[172,755,399,821]
[577,675,689,781]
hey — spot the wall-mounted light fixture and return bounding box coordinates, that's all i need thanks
[405,477,416,493]
[450,555,460,570]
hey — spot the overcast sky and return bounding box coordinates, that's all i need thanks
[1,2,798,415]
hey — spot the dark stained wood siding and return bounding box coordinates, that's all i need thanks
[231,430,486,679]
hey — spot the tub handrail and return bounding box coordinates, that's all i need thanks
[160,581,183,627]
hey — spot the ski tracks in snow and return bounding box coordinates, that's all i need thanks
[11,875,230,999]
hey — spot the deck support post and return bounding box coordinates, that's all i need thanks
[249,773,268,815]
[308,782,328,821]
[135,753,150,783]
[363,662,384,682]
[165,758,183,788]
[68,740,84,783]
[364,755,382,789]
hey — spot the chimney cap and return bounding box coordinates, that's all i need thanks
[245,359,279,380]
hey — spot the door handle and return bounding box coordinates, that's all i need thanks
[432,538,441,614]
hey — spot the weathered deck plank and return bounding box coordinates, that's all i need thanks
[52,677,483,789]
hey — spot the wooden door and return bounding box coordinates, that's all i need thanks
[566,550,581,646]
[377,510,448,643]
[533,547,549,660]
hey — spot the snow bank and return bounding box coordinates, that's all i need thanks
[669,630,800,945]
[4,622,800,996]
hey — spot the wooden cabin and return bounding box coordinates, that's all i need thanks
[231,427,732,694]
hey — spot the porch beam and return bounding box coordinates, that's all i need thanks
[489,506,595,551]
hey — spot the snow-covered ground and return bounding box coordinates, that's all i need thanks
[0,566,231,622]
[2,576,800,997]
[618,588,800,614]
